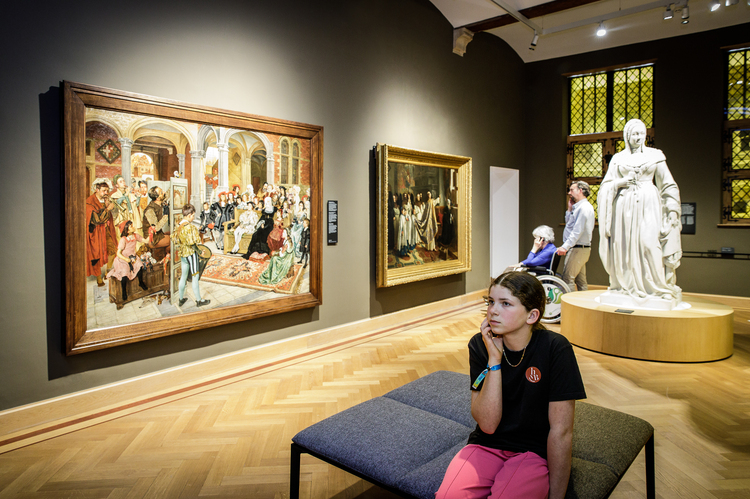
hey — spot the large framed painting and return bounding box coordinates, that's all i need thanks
[376,143,471,287]
[64,81,323,354]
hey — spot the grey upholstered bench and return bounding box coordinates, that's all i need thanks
[291,370,654,499]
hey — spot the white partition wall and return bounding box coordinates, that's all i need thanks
[489,167,519,278]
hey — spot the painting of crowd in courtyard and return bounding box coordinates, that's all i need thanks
[386,162,459,269]
[84,107,313,331]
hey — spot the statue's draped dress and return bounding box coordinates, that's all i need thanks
[598,146,681,301]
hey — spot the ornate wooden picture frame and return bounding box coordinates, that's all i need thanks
[376,143,471,287]
[64,81,323,354]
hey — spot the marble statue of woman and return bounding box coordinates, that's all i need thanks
[597,118,683,309]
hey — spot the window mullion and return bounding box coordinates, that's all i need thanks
[607,72,613,132]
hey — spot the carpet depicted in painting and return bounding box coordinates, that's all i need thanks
[200,253,303,294]
[387,246,457,268]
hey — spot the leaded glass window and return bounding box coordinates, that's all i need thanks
[731,129,750,170]
[612,65,654,131]
[570,73,607,135]
[727,49,749,121]
[722,47,750,225]
[572,142,603,178]
[567,64,655,212]
[723,126,750,223]
[292,142,300,185]
[588,184,601,215]
[280,138,289,184]
[731,179,750,219]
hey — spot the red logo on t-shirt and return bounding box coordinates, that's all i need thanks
[526,367,541,383]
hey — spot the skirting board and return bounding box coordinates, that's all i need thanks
[0,290,484,454]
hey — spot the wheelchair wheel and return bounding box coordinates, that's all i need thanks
[538,275,570,324]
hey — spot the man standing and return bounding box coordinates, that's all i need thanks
[556,181,595,291]
[175,204,210,308]
[298,217,310,268]
[86,178,118,287]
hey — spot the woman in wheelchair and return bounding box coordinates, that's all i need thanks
[517,225,556,270]
[512,225,568,323]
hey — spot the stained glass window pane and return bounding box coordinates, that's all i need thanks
[731,129,750,170]
[570,78,583,135]
[595,74,607,132]
[732,179,750,219]
[281,156,288,184]
[640,66,654,128]
[570,74,607,135]
[573,142,603,177]
[613,65,654,131]
[588,184,600,215]
[727,50,749,121]
[615,140,626,153]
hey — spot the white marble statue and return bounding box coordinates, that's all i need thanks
[597,119,684,310]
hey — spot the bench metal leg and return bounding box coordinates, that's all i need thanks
[290,443,302,499]
[645,434,655,499]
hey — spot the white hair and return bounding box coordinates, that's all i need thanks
[532,225,555,243]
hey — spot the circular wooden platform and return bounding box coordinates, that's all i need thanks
[560,290,734,362]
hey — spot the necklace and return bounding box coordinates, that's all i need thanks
[503,334,532,368]
[503,346,526,368]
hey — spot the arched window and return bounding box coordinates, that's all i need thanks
[280,138,289,184]
[292,141,300,184]
[131,152,155,179]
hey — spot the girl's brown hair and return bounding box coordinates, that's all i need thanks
[490,271,546,331]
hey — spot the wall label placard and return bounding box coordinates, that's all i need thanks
[327,200,338,245]
[681,202,695,234]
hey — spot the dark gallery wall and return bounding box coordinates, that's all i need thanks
[522,23,750,297]
[0,0,525,409]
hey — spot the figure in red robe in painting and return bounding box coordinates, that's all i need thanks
[86,178,118,286]
[267,213,285,255]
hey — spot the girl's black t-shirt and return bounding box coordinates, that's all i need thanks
[467,329,586,459]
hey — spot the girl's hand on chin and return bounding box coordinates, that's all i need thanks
[480,318,503,361]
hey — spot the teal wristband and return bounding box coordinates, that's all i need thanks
[472,363,502,389]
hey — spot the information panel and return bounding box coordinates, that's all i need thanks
[327,200,338,245]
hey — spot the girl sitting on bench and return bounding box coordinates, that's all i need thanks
[436,271,586,499]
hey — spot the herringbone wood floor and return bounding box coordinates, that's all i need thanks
[1,303,749,498]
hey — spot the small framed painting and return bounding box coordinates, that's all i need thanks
[376,143,471,287]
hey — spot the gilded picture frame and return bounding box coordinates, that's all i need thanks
[376,143,471,287]
[64,81,323,354]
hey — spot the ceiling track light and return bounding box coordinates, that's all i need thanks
[681,3,689,23]
[726,0,738,6]
[664,6,674,19]
[709,0,721,10]
[529,31,539,50]
[596,21,607,36]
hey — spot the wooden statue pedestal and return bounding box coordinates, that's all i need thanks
[561,290,733,362]
[108,263,169,310]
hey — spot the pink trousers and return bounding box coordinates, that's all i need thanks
[435,444,549,499]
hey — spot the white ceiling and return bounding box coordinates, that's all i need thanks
[430,0,750,62]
